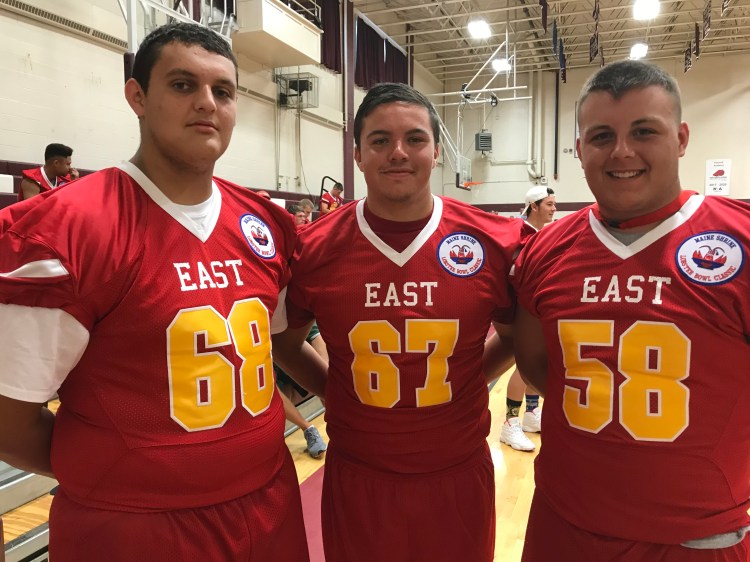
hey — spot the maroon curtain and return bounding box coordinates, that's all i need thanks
[319,0,341,72]
[384,41,407,84]
[354,17,385,89]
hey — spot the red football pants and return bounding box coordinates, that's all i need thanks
[522,491,749,562]
[49,449,309,562]
[322,444,495,562]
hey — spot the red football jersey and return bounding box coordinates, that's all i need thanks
[286,197,525,473]
[19,167,70,201]
[320,191,343,211]
[514,193,750,543]
[0,164,297,511]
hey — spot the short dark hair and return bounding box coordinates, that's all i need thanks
[578,60,682,125]
[332,182,343,191]
[44,143,73,161]
[132,22,238,93]
[354,83,440,148]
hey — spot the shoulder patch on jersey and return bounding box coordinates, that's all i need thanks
[675,230,744,285]
[437,232,485,277]
[239,214,277,259]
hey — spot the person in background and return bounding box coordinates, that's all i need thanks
[292,205,308,227]
[275,323,329,460]
[319,182,343,214]
[272,82,524,562]
[298,198,314,223]
[19,143,79,201]
[251,190,326,459]
[514,59,749,561]
[0,23,309,562]
[277,390,327,459]
[499,186,556,452]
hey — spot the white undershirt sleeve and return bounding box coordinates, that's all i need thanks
[270,287,288,335]
[0,303,90,402]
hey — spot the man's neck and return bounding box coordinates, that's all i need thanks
[42,164,58,183]
[365,192,434,222]
[130,150,214,205]
[526,215,547,231]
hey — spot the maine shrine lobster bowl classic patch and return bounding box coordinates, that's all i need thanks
[675,230,744,286]
[437,232,485,277]
[239,214,277,259]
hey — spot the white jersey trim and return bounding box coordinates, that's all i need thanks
[0,304,89,402]
[355,195,443,267]
[0,259,69,279]
[588,194,704,260]
[40,167,57,189]
[117,162,221,243]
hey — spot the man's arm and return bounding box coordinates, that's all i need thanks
[513,305,548,395]
[0,395,55,477]
[319,199,331,214]
[272,322,328,398]
[20,179,40,200]
[482,322,516,383]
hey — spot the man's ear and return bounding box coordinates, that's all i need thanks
[354,145,364,171]
[677,122,690,157]
[124,78,146,118]
[432,143,439,169]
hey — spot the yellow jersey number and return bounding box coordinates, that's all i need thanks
[558,320,690,442]
[167,298,275,431]
[348,319,459,408]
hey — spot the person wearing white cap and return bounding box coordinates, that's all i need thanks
[523,186,556,230]
[499,186,556,452]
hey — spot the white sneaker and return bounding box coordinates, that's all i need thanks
[522,407,542,433]
[500,417,536,451]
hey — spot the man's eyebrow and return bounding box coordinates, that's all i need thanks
[165,68,236,89]
[365,127,430,138]
[165,68,196,79]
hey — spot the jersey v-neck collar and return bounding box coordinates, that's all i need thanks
[587,193,704,259]
[40,167,57,189]
[355,195,443,267]
[117,162,221,243]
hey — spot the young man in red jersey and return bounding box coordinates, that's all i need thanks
[19,143,79,201]
[319,181,343,214]
[514,60,749,561]
[499,186,557,452]
[0,23,309,562]
[272,82,525,562]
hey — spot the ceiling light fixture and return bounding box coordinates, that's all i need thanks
[491,58,512,72]
[630,42,649,59]
[633,0,660,20]
[467,19,491,39]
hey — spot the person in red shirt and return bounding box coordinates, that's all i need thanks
[273,82,524,562]
[499,186,556,452]
[514,60,749,561]
[319,182,343,214]
[19,143,79,201]
[0,23,308,562]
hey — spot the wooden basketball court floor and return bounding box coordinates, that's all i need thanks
[2,366,536,561]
